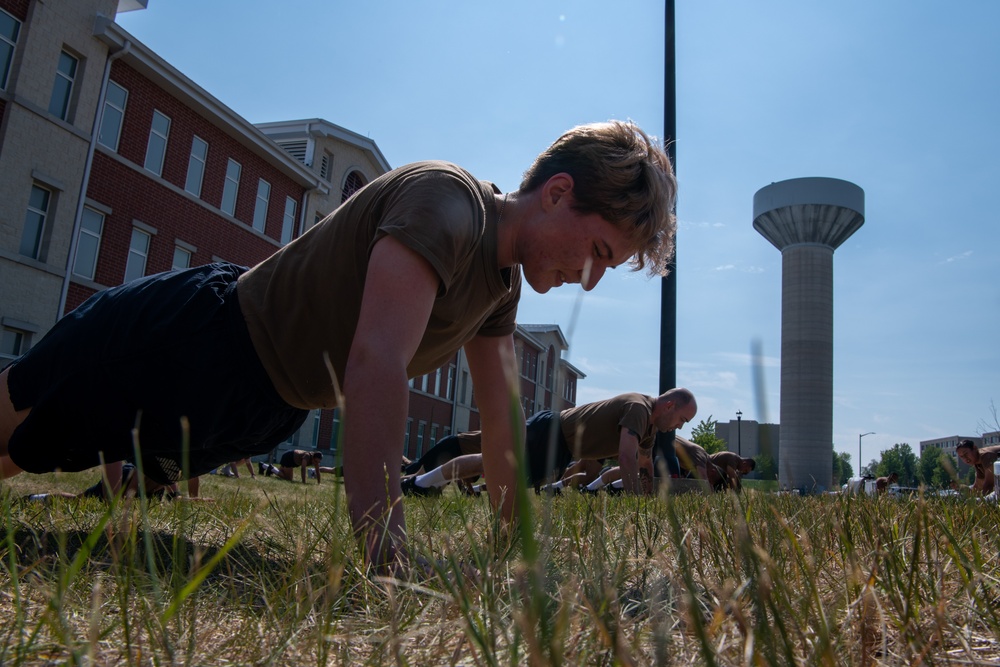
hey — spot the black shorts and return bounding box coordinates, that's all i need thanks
[524,410,573,488]
[403,435,465,475]
[279,450,297,468]
[7,263,307,484]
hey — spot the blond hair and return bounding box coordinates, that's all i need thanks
[520,120,677,276]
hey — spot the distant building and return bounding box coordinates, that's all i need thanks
[716,419,780,478]
[0,0,387,370]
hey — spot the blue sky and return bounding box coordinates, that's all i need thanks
[118,1,1000,469]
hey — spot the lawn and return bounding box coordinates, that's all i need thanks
[1,471,998,666]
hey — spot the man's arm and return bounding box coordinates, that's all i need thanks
[463,333,523,524]
[314,459,321,485]
[300,459,308,484]
[342,235,440,572]
[618,428,653,495]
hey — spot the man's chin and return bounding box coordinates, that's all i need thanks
[525,277,553,294]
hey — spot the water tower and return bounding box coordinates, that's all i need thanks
[753,178,865,492]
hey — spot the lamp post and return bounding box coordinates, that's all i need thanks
[859,432,874,476]
[736,410,743,456]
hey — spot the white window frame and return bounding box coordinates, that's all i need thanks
[252,179,270,233]
[171,245,191,271]
[124,227,151,282]
[184,135,208,196]
[20,184,51,260]
[281,196,296,244]
[48,50,78,120]
[0,326,27,362]
[98,80,128,151]
[221,159,241,216]
[416,421,426,456]
[143,110,171,176]
[73,206,104,280]
[0,9,21,91]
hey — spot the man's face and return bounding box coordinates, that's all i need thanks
[655,401,698,432]
[519,204,637,295]
[739,460,754,475]
[957,447,978,465]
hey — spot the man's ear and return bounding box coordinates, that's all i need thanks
[541,173,575,210]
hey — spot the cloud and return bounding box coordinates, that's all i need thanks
[944,251,973,263]
[714,264,736,271]
[679,218,726,230]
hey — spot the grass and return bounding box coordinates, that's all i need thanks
[1,470,999,666]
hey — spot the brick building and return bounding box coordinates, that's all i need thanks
[0,0,583,468]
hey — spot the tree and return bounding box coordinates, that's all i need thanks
[755,453,777,480]
[919,446,961,489]
[872,442,919,487]
[832,451,853,486]
[690,416,728,454]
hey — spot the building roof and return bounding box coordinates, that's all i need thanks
[255,118,391,173]
[518,324,569,349]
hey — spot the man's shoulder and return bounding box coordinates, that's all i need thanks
[981,445,1000,462]
[392,161,486,194]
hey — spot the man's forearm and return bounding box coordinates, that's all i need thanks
[342,355,410,571]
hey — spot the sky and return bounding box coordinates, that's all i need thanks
[117,0,1000,470]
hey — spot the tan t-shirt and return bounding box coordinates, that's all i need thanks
[238,161,521,409]
[559,393,658,460]
[674,436,710,477]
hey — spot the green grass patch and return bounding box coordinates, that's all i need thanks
[1,471,998,665]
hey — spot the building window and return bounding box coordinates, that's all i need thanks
[341,170,366,203]
[1,10,20,90]
[430,424,438,448]
[20,185,51,260]
[73,207,104,279]
[184,136,208,196]
[404,419,413,456]
[416,421,426,456]
[143,110,171,176]
[461,370,469,405]
[171,245,191,270]
[48,50,78,120]
[446,364,456,400]
[433,368,442,396]
[281,197,296,244]
[252,179,270,233]
[98,81,128,150]
[124,227,151,282]
[221,159,241,216]
[319,151,332,181]
[0,326,28,363]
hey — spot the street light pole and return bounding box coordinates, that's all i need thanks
[859,431,875,476]
[736,410,742,457]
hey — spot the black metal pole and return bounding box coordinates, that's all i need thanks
[655,0,679,476]
[737,412,742,456]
